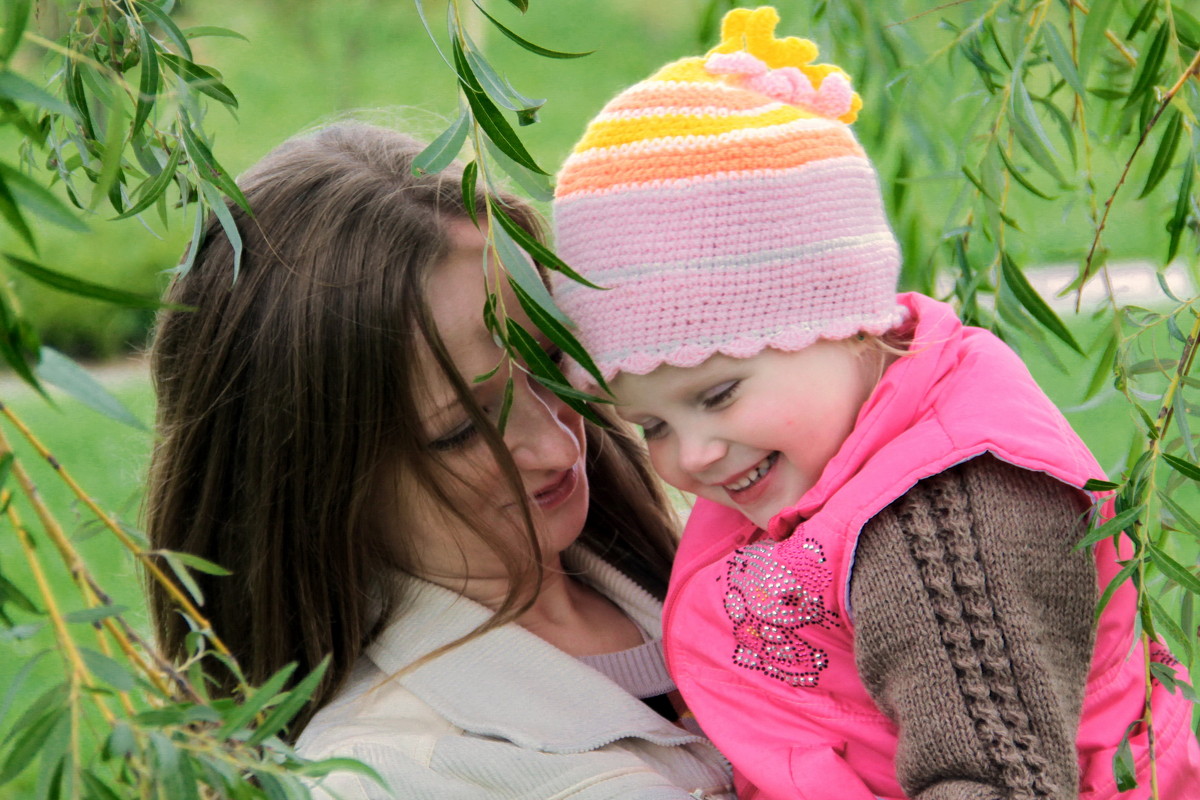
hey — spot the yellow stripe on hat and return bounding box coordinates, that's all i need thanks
[575,104,808,152]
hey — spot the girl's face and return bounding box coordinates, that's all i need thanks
[612,341,881,529]
[387,221,590,588]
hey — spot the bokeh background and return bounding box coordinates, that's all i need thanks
[2,2,1197,793]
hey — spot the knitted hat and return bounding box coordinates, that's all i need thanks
[551,6,905,387]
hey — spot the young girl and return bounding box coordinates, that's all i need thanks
[550,8,1200,800]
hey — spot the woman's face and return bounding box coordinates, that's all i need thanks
[386,221,590,590]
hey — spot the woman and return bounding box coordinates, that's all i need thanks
[145,123,733,799]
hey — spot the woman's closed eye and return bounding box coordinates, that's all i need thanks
[700,380,740,410]
[428,421,479,452]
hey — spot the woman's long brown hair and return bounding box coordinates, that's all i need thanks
[145,123,677,737]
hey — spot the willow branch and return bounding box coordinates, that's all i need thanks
[0,401,233,658]
[5,491,116,726]
[1080,49,1200,291]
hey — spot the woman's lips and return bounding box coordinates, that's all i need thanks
[531,465,579,510]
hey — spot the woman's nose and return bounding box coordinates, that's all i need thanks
[503,376,582,472]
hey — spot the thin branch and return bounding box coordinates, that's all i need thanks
[1079,49,1200,292]
[5,490,116,725]
[0,401,233,659]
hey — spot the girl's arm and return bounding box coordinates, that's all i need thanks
[850,454,1095,800]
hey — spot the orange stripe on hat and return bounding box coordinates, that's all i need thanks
[557,123,863,197]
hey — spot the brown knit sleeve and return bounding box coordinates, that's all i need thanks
[849,454,1097,800]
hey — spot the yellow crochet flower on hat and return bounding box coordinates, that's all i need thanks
[705,6,861,124]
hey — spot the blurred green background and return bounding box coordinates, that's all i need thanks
[2,2,1196,793]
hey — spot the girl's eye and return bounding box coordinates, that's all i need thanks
[428,422,479,452]
[640,419,667,441]
[700,380,740,410]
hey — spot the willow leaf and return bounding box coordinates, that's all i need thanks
[179,120,251,213]
[3,254,183,309]
[506,318,606,426]
[483,139,553,201]
[159,53,238,108]
[80,647,134,692]
[0,163,86,231]
[489,210,569,325]
[113,143,183,220]
[452,36,545,174]
[89,102,126,211]
[1009,76,1064,184]
[1167,153,1195,262]
[1148,542,1200,595]
[133,29,160,132]
[1162,453,1200,483]
[0,0,29,61]
[137,0,193,59]
[200,182,244,280]
[1096,561,1138,619]
[215,663,298,739]
[495,375,515,432]
[412,108,469,176]
[509,278,611,394]
[1083,327,1117,400]
[0,176,35,251]
[1042,24,1085,100]
[490,199,598,287]
[182,25,249,41]
[1076,506,1142,550]
[461,159,479,227]
[464,46,544,122]
[996,144,1054,200]
[1148,594,1193,663]
[0,72,74,117]
[1175,389,1196,461]
[1177,7,1200,49]
[35,347,146,430]
[168,551,232,576]
[65,62,94,141]
[246,656,330,746]
[1079,0,1118,81]
[1126,23,1169,108]
[999,253,1081,353]
[62,605,128,625]
[1126,0,1158,38]
[470,1,592,59]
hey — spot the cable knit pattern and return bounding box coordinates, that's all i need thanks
[851,455,1095,800]
[552,6,905,386]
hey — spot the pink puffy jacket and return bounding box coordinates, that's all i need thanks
[665,293,1200,800]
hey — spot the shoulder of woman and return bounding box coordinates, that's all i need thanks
[296,663,723,800]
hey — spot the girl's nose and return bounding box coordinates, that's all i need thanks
[503,375,582,473]
[675,428,727,477]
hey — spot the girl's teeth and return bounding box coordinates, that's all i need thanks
[726,453,776,492]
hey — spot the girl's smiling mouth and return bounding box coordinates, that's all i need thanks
[722,452,780,502]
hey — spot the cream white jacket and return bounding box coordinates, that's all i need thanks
[295,546,733,800]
